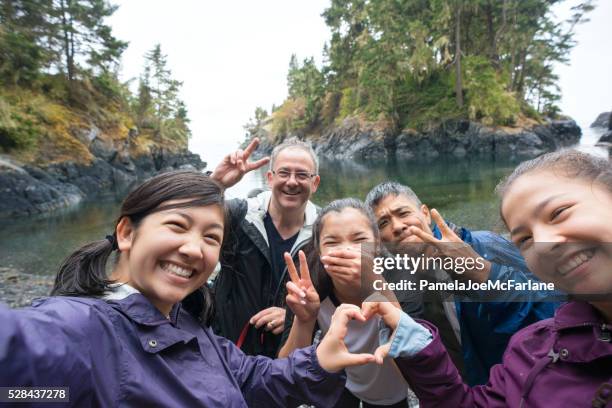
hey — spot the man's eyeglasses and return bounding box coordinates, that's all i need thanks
[272,169,316,182]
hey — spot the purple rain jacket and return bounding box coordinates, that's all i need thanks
[394,301,612,407]
[0,293,345,407]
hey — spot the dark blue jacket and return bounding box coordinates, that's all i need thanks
[0,293,345,407]
[433,225,561,385]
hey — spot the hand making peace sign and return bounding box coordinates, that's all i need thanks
[284,250,321,324]
[210,137,270,188]
[407,208,491,281]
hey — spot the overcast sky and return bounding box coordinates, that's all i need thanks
[109,0,612,167]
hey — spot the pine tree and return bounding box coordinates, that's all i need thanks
[139,43,190,144]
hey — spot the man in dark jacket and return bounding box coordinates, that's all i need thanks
[210,137,320,357]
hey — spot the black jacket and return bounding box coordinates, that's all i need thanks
[211,192,318,357]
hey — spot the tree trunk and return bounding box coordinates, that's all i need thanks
[455,0,463,108]
[59,0,74,83]
[494,0,508,56]
[514,49,527,98]
[485,1,496,61]
[3,0,14,24]
[464,8,472,55]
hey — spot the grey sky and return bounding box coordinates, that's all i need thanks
[109,0,612,167]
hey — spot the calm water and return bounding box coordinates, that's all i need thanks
[1,126,608,279]
[0,156,521,277]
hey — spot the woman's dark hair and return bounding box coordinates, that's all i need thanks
[496,149,612,224]
[52,170,226,325]
[307,198,381,300]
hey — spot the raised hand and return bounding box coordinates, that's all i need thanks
[315,304,378,372]
[285,251,320,324]
[210,137,270,188]
[407,209,491,281]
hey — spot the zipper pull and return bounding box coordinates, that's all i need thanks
[599,323,611,342]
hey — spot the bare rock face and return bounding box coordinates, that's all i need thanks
[598,131,612,144]
[254,118,581,162]
[590,111,611,129]
[0,137,206,219]
[589,112,612,146]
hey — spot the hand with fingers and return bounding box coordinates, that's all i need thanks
[361,298,402,364]
[320,247,367,288]
[210,137,270,188]
[316,304,378,372]
[408,208,491,281]
[249,306,286,335]
[285,251,320,324]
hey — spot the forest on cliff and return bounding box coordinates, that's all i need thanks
[0,0,190,164]
[246,0,594,142]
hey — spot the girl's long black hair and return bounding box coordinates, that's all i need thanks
[51,170,226,325]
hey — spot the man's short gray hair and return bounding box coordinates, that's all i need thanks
[269,137,319,174]
[365,181,422,210]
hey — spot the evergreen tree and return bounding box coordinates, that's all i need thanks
[138,44,190,145]
[52,0,127,83]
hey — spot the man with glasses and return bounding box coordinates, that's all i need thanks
[210,137,320,357]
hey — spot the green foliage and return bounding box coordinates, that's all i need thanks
[0,29,42,86]
[287,56,325,128]
[397,70,463,130]
[0,1,193,155]
[338,87,359,120]
[133,44,191,147]
[0,95,39,150]
[270,98,305,138]
[462,56,519,125]
[250,0,595,139]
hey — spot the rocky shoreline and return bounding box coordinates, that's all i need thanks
[591,111,612,146]
[0,267,55,308]
[1,142,206,308]
[255,118,582,161]
[0,146,205,219]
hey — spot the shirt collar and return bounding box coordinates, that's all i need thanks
[103,283,140,301]
[105,289,201,354]
[554,301,607,330]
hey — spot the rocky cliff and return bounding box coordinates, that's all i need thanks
[254,117,581,161]
[0,138,205,219]
[591,111,612,146]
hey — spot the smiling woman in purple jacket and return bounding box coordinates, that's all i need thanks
[0,170,378,407]
[362,150,612,407]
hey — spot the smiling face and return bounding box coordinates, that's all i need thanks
[266,147,320,212]
[501,171,612,295]
[372,193,432,245]
[115,201,224,316]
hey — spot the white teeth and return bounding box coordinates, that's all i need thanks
[161,262,193,278]
[558,250,594,275]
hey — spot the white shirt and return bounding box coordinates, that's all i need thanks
[317,298,411,405]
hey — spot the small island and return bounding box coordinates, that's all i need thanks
[244,0,590,160]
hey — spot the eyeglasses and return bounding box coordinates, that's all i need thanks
[272,169,316,182]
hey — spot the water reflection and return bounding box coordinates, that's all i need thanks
[0,200,121,277]
[314,157,518,232]
[0,156,521,276]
